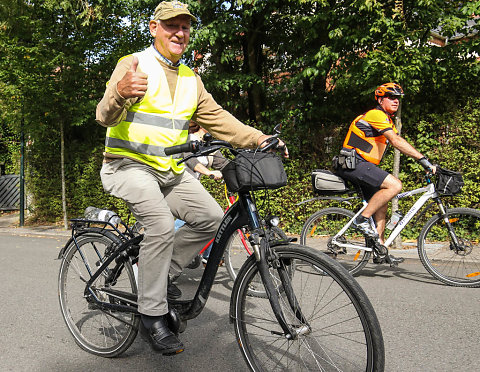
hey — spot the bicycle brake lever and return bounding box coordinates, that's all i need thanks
[260,137,280,152]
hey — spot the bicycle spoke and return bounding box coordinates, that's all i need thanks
[300,208,371,276]
[58,231,140,357]
[232,244,384,371]
[419,208,480,287]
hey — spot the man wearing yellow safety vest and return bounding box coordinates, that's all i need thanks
[335,83,436,264]
[96,1,286,355]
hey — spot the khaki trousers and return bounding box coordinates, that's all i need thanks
[101,158,223,316]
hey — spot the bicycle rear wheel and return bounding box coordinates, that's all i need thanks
[418,207,480,287]
[58,229,140,357]
[231,244,384,372]
[300,207,371,275]
[225,226,287,297]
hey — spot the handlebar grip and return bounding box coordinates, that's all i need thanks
[261,137,280,152]
[165,141,198,156]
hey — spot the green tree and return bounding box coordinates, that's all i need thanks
[0,0,157,223]
[1,0,479,225]
[190,0,480,162]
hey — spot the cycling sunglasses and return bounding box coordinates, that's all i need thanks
[385,95,402,100]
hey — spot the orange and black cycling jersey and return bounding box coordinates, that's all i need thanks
[342,106,398,165]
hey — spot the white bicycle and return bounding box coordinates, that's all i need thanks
[299,167,480,287]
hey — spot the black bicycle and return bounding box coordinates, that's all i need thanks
[57,130,385,371]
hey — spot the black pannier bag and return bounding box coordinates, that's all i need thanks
[435,167,464,196]
[312,169,348,195]
[222,151,287,193]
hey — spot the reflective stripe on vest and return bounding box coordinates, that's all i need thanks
[105,46,197,172]
[343,110,396,165]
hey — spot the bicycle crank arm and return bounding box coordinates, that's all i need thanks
[331,239,373,252]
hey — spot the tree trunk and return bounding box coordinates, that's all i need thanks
[60,119,68,229]
[245,14,264,124]
[391,103,402,248]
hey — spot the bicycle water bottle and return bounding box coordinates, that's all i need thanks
[386,210,403,230]
[84,206,121,225]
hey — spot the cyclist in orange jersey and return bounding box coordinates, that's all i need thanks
[335,83,436,262]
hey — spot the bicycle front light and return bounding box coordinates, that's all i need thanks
[266,215,280,227]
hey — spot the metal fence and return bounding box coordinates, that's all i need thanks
[0,175,20,210]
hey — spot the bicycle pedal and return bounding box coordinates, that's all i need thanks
[325,250,338,258]
[372,257,386,264]
[202,258,224,268]
[385,255,404,267]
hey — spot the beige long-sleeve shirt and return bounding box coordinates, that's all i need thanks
[96,53,263,154]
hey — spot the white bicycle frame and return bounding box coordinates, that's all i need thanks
[331,183,440,252]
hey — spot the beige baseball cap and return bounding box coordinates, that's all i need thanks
[153,1,197,22]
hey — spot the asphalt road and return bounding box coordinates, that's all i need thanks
[0,231,479,372]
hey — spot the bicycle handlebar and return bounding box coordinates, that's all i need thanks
[164,124,285,163]
[164,141,200,156]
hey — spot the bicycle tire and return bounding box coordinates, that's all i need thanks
[224,226,288,297]
[418,207,480,287]
[231,244,385,371]
[58,229,140,357]
[300,207,371,275]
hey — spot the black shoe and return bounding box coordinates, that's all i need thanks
[167,279,182,300]
[140,317,184,355]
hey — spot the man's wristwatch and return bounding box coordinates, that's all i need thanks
[417,157,433,170]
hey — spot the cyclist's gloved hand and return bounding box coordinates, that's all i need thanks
[418,157,436,174]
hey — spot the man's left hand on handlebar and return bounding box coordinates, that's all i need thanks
[257,134,289,158]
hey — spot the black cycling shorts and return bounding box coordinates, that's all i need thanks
[335,160,389,201]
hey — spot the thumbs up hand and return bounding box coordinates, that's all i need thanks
[117,56,148,99]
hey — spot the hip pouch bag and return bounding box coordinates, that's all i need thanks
[332,148,357,170]
[222,151,287,193]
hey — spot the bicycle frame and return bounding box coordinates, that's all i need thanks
[69,190,297,339]
[332,183,441,251]
[197,186,251,256]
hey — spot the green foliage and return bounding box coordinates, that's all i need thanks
[0,0,479,233]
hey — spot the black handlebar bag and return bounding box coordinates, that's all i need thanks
[436,167,464,196]
[222,151,287,193]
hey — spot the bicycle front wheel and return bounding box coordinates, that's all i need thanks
[58,229,140,357]
[231,244,385,372]
[300,207,371,275]
[418,207,480,287]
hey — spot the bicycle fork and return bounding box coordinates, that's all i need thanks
[435,198,462,250]
[251,234,310,340]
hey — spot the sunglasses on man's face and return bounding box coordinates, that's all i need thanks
[385,95,401,101]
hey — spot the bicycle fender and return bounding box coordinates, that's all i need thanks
[57,230,98,259]
[57,236,75,259]
[56,228,127,259]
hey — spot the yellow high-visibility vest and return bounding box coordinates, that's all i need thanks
[105,46,197,172]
